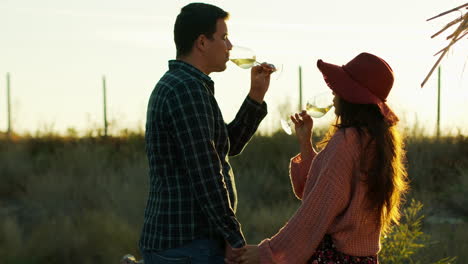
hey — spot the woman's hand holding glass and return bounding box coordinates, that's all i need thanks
[291,110,315,160]
[280,91,334,135]
[291,110,313,144]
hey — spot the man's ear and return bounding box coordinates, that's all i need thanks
[194,34,209,52]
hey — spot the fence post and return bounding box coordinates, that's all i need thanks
[6,73,11,138]
[103,75,108,137]
[298,66,302,111]
[436,66,441,139]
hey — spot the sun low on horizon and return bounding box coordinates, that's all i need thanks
[0,0,466,137]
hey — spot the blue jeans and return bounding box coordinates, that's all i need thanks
[141,239,225,264]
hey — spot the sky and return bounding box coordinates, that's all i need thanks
[0,0,467,136]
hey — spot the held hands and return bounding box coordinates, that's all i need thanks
[225,244,260,264]
[249,63,274,104]
[225,243,245,264]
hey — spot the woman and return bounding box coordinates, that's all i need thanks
[227,52,409,264]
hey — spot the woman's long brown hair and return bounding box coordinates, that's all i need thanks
[318,97,409,234]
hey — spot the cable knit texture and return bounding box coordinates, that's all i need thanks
[258,128,381,264]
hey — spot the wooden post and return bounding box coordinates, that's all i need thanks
[436,66,441,139]
[299,66,303,111]
[6,73,11,137]
[103,75,108,137]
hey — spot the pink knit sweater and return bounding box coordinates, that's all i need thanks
[258,128,381,264]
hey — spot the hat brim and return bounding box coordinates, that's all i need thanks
[317,59,381,104]
[317,59,399,125]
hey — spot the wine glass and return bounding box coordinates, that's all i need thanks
[229,45,281,74]
[280,91,334,135]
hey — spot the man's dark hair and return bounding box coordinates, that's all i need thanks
[174,3,229,58]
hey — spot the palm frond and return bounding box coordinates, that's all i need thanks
[421,3,468,88]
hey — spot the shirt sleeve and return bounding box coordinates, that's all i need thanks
[227,96,267,156]
[166,79,245,248]
[258,129,361,263]
[289,153,315,200]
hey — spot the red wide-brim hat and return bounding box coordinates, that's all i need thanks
[317,52,399,125]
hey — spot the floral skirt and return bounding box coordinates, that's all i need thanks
[308,235,378,264]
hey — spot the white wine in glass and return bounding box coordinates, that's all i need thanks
[306,102,333,118]
[230,58,258,69]
[229,45,279,72]
[281,91,334,135]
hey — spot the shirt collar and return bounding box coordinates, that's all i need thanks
[169,60,215,93]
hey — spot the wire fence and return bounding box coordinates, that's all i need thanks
[2,73,112,138]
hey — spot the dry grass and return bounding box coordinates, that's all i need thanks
[0,128,467,263]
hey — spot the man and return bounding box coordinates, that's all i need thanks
[139,3,273,264]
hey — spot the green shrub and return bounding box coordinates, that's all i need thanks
[380,199,457,264]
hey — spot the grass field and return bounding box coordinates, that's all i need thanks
[0,129,467,263]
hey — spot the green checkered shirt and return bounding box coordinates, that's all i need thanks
[139,60,267,251]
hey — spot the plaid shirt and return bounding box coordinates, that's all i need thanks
[139,60,267,251]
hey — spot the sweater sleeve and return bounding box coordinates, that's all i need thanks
[289,153,315,200]
[258,129,361,264]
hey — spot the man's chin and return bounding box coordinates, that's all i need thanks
[213,64,227,73]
